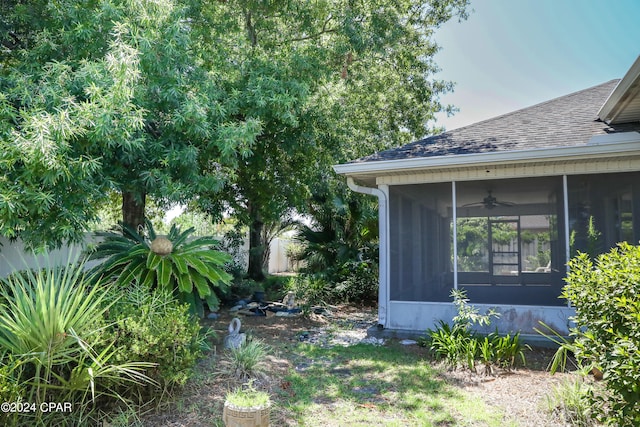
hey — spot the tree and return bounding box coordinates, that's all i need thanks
[0,0,260,249]
[197,0,469,280]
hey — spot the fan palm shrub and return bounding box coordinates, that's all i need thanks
[88,220,232,317]
[0,255,155,426]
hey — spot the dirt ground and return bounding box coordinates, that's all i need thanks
[143,305,578,426]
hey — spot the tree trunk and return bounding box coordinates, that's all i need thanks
[247,202,266,281]
[122,191,146,234]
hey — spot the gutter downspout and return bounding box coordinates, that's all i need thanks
[347,177,389,329]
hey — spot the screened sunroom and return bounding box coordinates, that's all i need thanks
[389,172,640,308]
[334,60,640,336]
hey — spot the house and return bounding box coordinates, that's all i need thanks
[334,56,640,338]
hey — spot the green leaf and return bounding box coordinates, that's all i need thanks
[191,271,211,297]
[147,251,162,270]
[141,268,156,288]
[205,292,220,312]
[158,258,172,289]
[176,273,193,293]
[173,255,189,275]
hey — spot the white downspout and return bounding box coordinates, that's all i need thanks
[346,177,389,328]
[563,175,571,308]
[452,181,458,290]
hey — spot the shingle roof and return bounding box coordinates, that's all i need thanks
[354,80,640,163]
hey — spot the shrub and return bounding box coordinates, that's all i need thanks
[0,354,23,403]
[422,289,527,373]
[0,257,154,426]
[285,275,334,308]
[294,193,379,305]
[89,220,232,317]
[219,339,270,382]
[334,259,378,304]
[562,243,640,426]
[103,282,209,389]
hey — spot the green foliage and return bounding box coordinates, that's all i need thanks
[285,275,334,309]
[219,339,270,382]
[0,0,261,248]
[545,378,597,427]
[423,320,475,369]
[421,290,527,373]
[89,220,232,317]
[0,256,155,426]
[455,218,489,271]
[534,321,579,374]
[333,259,379,303]
[103,282,208,388]
[0,354,23,404]
[294,193,379,305]
[225,382,270,409]
[562,243,640,426]
[197,0,469,279]
[451,289,499,329]
[570,215,603,260]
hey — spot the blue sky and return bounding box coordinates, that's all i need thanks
[433,0,640,131]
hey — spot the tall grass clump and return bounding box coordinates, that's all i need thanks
[0,255,155,426]
[545,378,596,426]
[219,339,270,382]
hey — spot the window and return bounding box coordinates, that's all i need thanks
[389,183,453,302]
[568,172,640,257]
[455,177,565,306]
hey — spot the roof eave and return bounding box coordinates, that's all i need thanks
[333,132,640,178]
[597,55,640,124]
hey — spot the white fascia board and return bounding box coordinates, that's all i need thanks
[333,134,640,176]
[598,55,640,124]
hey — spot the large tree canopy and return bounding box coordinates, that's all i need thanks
[0,0,468,261]
[0,0,259,248]
[195,0,469,279]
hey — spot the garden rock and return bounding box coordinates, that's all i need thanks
[224,317,246,350]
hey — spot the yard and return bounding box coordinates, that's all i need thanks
[138,306,577,427]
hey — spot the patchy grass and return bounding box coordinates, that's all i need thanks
[279,342,512,427]
[138,308,534,426]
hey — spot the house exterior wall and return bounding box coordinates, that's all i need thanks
[378,170,640,337]
[387,301,575,337]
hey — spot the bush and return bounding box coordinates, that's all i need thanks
[0,257,154,426]
[293,193,379,305]
[285,275,334,308]
[421,290,528,374]
[334,260,378,304]
[562,243,640,426]
[103,282,209,389]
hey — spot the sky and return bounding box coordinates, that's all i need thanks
[433,0,640,131]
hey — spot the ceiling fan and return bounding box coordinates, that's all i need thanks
[462,190,516,210]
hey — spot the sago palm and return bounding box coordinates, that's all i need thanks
[88,220,232,317]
